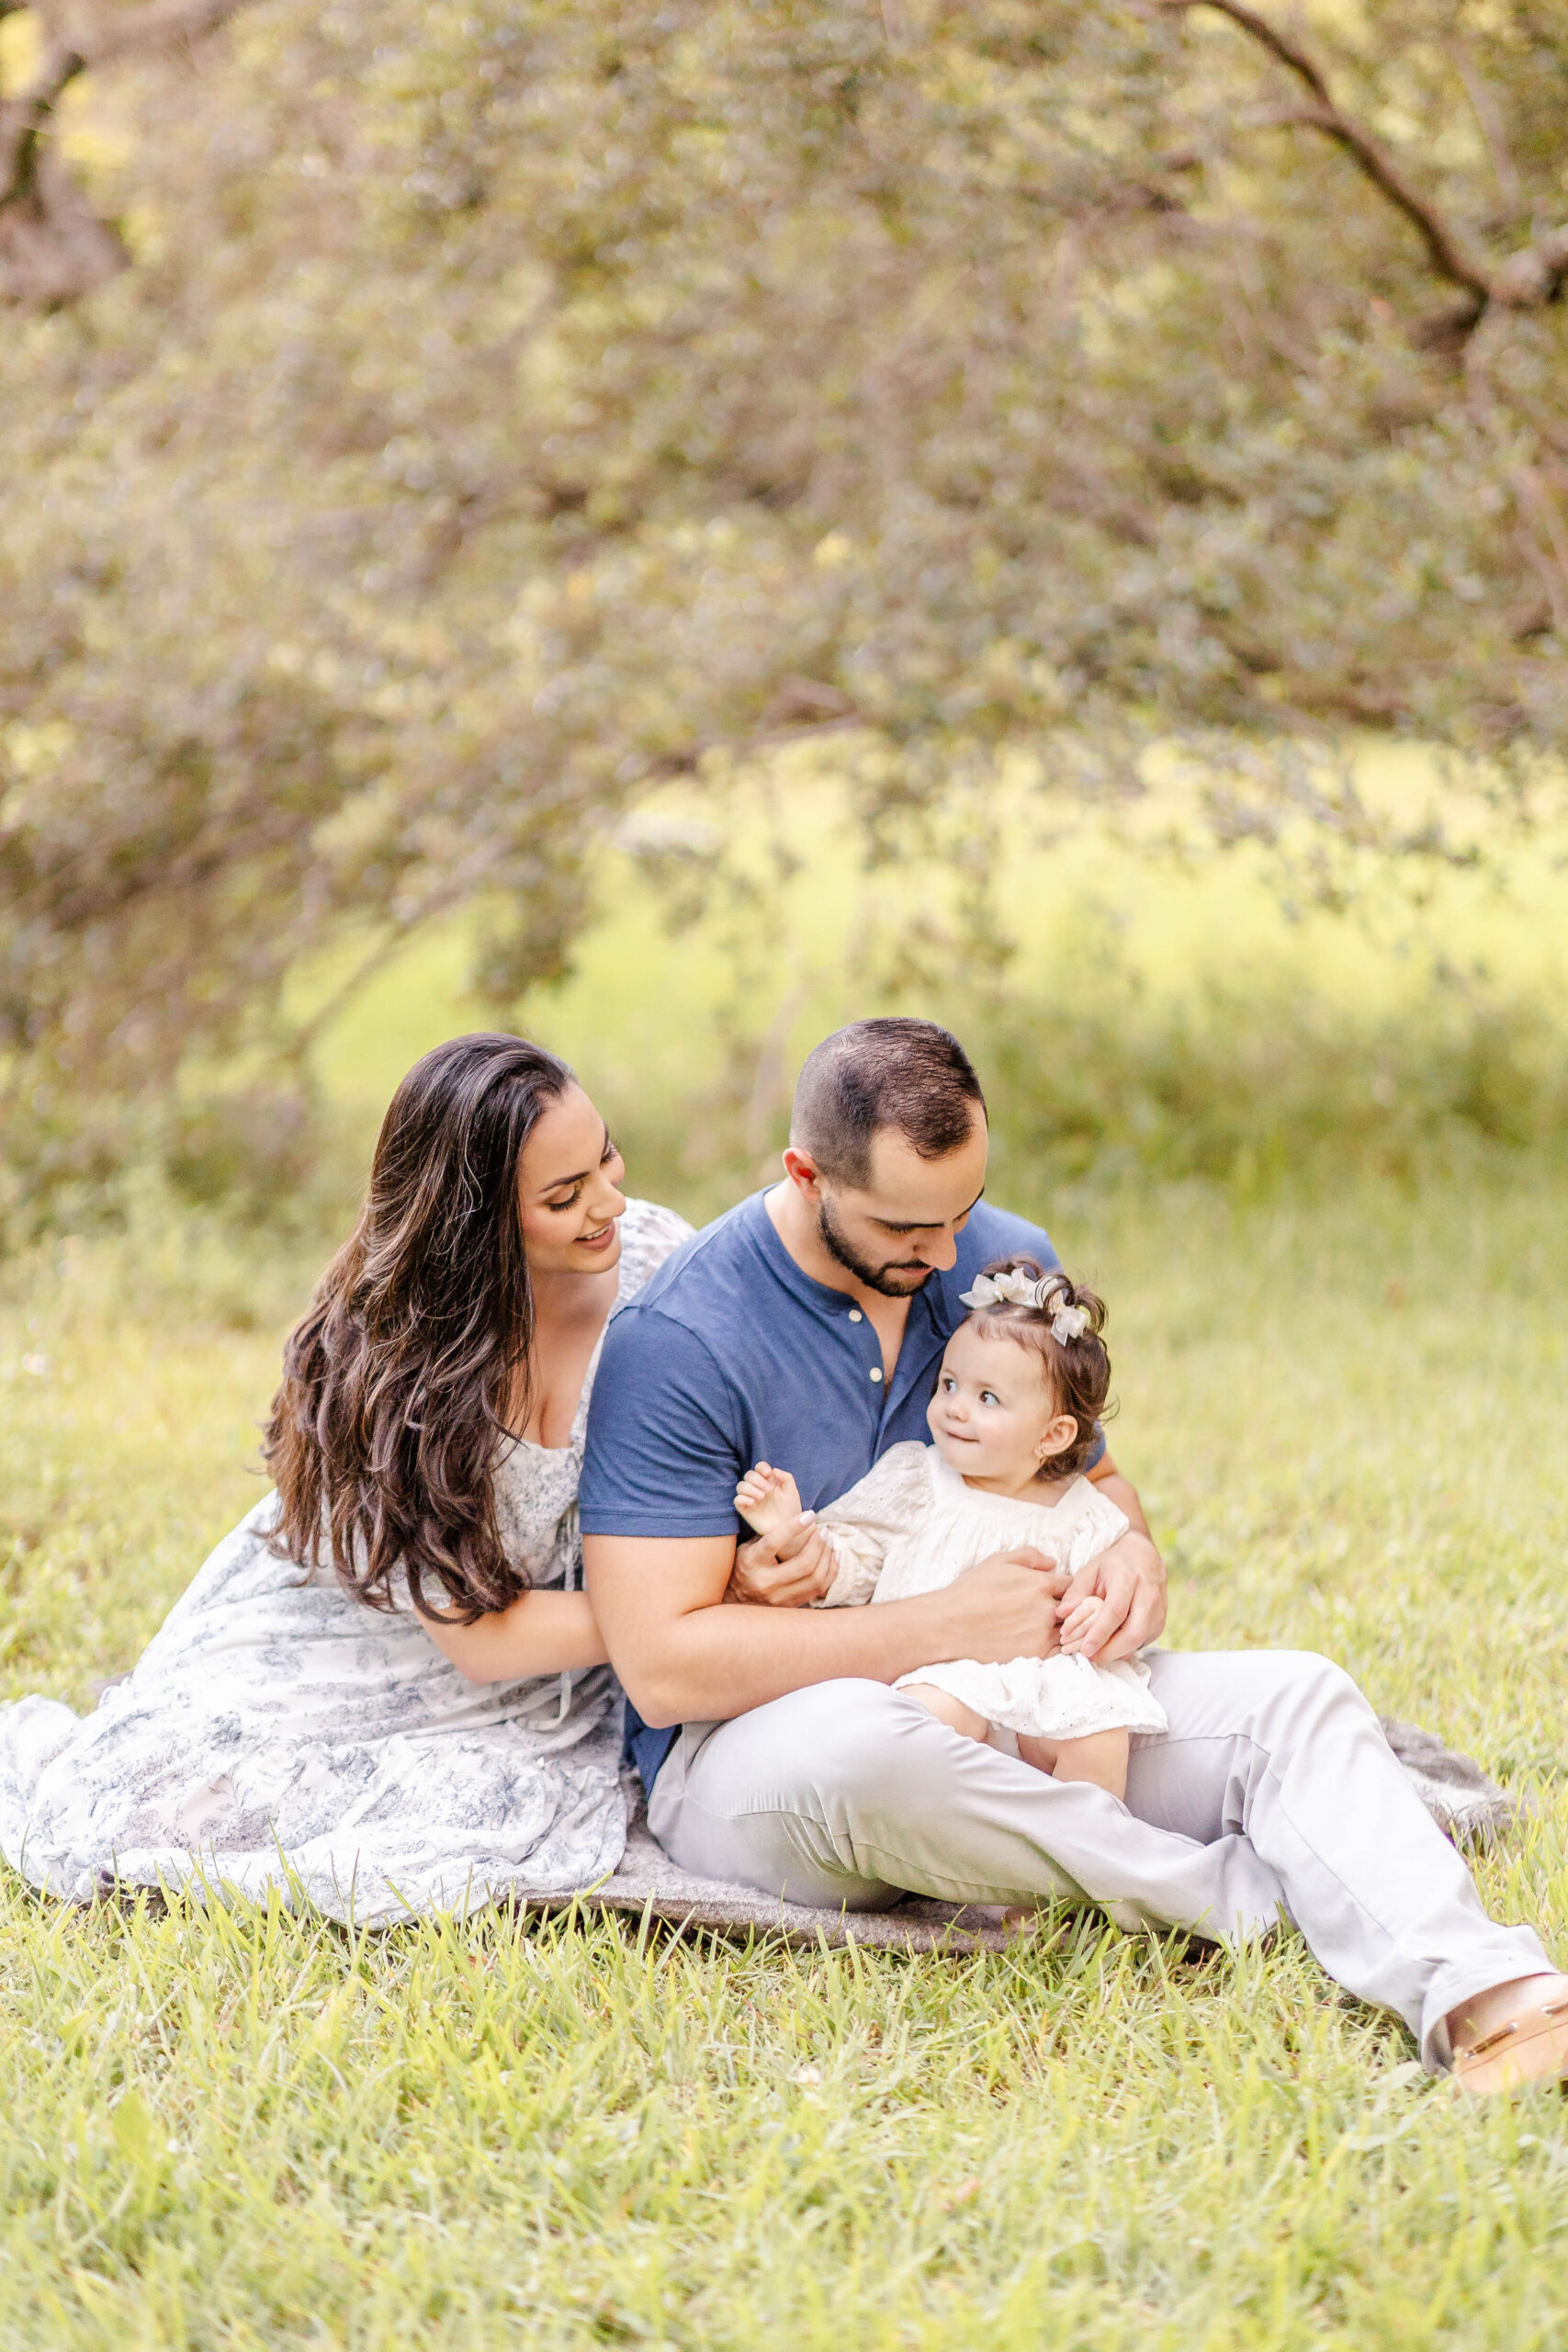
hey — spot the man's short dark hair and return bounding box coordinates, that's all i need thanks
[790,1018,986,1188]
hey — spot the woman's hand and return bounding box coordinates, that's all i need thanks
[726,1514,835,1608]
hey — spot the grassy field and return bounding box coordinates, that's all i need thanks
[2,1162,1566,2348]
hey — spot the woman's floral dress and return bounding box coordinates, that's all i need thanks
[0,1199,691,1921]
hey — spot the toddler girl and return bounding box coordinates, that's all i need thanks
[734,1257,1166,1797]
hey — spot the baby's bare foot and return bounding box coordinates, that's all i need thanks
[733,1462,804,1535]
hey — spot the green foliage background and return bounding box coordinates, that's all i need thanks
[5,0,1568,1229]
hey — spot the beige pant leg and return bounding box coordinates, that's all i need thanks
[647,1674,1283,1937]
[646,1654,1555,2070]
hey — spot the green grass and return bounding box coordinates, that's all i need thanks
[2,1168,1566,2347]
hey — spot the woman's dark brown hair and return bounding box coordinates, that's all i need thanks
[264,1032,574,1622]
[964,1255,1113,1479]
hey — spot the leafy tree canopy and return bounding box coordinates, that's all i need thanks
[2,0,1566,1211]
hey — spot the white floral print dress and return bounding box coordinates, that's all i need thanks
[813,1442,1168,1745]
[0,1199,691,1922]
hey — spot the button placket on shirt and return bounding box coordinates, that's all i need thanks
[840,1305,888,1431]
[840,1288,948,1441]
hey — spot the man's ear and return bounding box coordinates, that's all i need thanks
[781,1145,825,1200]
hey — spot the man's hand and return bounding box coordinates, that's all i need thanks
[726,1512,834,1607]
[1057,1528,1167,1663]
[937,1547,1070,1664]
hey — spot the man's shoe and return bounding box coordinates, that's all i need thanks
[1450,1994,1568,2098]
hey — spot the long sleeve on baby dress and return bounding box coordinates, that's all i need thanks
[810,1443,936,1608]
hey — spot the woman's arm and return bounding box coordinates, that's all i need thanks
[421,1589,609,1684]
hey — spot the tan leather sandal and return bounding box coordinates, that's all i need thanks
[1450,1994,1568,2098]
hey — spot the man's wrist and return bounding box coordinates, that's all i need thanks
[1132,1529,1168,1597]
[900,1586,959,1667]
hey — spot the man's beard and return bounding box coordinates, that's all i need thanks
[817,1196,933,1297]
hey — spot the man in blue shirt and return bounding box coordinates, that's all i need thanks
[581,1017,1156,1790]
[581,1021,1559,2064]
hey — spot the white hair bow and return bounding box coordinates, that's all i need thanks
[959,1268,1091,1343]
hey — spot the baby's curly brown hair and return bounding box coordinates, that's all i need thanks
[962,1255,1113,1478]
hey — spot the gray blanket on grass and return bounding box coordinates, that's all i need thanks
[540,1718,1523,1955]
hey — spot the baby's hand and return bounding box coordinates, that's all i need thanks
[1057,1589,1119,1658]
[734,1462,805,1535]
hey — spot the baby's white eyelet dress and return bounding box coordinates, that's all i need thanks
[812,1442,1168,1746]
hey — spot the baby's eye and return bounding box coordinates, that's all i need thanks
[979,1389,1000,1407]
[941,1375,956,1393]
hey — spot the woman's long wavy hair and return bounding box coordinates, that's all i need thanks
[264,1033,573,1622]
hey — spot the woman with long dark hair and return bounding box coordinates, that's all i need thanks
[0,1035,691,1919]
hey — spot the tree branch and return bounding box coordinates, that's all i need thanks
[1,0,254,306]
[1491,224,1568,311]
[1159,0,1490,304]
[642,706,865,785]
[0,40,85,212]
[1159,0,1568,329]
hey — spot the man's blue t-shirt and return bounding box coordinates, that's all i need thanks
[579,1190,1100,1794]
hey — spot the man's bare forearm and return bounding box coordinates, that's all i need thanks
[615,1586,964,1725]
[584,1532,1066,1727]
[1087,1459,1154,1543]
[1077,1461,1168,1653]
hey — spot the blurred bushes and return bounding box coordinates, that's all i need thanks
[975,981,1568,1214]
[5,0,1568,1224]
[0,1084,356,1257]
[595,975,1568,1230]
[161,1091,321,1217]
[6,964,1564,1261]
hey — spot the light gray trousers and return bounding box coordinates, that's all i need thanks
[647,1648,1553,2071]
